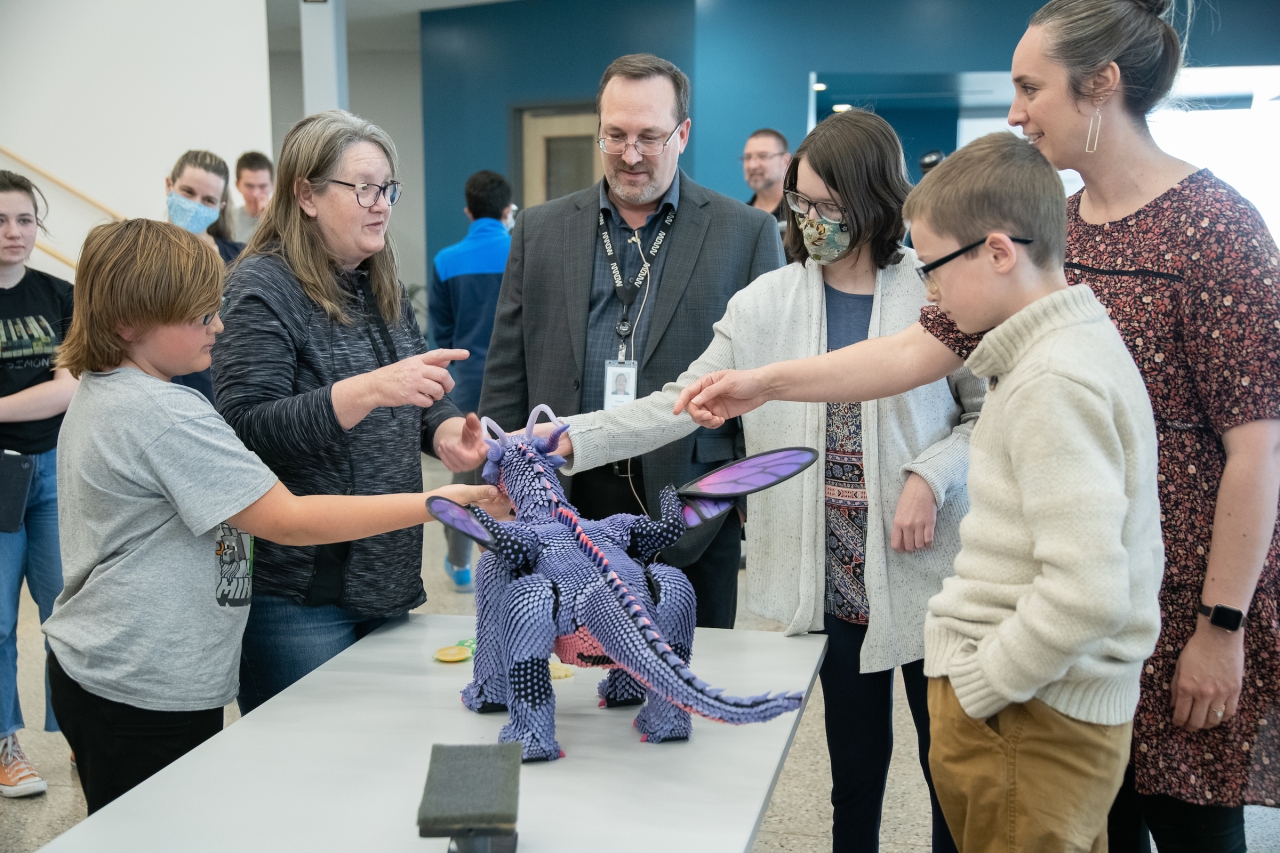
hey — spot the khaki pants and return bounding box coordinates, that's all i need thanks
[927,677,1131,853]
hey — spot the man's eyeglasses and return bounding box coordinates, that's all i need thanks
[740,152,788,164]
[915,236,1034,291]
[598,126,681,158]
[785,190,848,224]
[330,179,402,208]
[202,295,231,326]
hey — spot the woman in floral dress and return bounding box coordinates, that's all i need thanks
[673,2,1279,850]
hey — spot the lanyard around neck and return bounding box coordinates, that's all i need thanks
[598,206,675,310]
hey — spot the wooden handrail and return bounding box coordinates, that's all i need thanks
[35,240,77,271]
[0,144,126,222]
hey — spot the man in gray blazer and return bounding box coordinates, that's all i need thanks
[479,54,783,628]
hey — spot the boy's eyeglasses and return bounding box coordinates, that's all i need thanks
[330,180,402,208]
[785,191,847,224]
[915,236,1034,292]
[202,295,231,326]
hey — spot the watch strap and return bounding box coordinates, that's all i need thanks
[1197,603,1245,631]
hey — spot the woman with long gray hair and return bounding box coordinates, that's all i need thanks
[212,110,492,713]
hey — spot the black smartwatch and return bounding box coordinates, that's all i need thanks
[1197,603,1245,632]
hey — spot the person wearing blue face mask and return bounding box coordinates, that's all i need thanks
[164,150,242,403]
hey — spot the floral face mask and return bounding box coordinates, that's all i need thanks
[796,211,851,265]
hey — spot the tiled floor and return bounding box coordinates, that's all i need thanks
[4,456,1278,851]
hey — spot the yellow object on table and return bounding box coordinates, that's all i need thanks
[435,645,472,663]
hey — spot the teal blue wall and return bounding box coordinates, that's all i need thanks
[422,0,1280,254]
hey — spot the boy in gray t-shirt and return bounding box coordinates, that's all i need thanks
[45,220,501,814]
[47,369,277,712]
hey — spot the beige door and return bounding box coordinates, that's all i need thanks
[522,111,604,207]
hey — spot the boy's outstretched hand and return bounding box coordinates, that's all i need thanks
[674,368,773,428]
[431,483,513,520]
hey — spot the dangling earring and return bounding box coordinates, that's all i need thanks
[1085,102,1102,153]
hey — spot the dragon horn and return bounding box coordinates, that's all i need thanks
[524,404,562,438]
[480,416,507,456]
[480,417,508,442]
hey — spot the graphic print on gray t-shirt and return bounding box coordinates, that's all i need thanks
[214,523,254,606]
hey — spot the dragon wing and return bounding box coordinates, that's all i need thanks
[426,496,496,549]
[676,447,819,528]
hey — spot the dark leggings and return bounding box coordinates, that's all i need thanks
[818,613,957,853]
[1108,763,1247,853]
[48,652,222,814]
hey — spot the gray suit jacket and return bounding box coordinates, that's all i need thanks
[478,171,785,565]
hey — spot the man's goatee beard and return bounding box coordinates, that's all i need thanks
[609,169,662,205]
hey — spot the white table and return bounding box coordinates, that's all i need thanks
[40,613,826,853]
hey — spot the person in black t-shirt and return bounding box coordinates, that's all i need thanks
[0,171,77,798]
[164,150,242,404]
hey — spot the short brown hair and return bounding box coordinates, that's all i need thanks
[747,128,788,152]
[170,150,233,243]
[902,132,1066,271]
[57,220,223,378]
[236,151,274,180]
[782,109,910,270]
[596,54,691,126]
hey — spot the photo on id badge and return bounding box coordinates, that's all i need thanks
[214,523,253,607]
[604,360,637,411]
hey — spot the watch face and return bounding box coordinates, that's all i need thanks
[1210,605,1245,632]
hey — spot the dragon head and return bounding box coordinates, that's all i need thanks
[480,405,571,519]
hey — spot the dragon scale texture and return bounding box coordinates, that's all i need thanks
[451,406,805,762]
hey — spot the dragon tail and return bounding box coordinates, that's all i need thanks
[555,507,803,725]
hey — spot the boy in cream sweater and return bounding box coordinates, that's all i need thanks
[905,133,1163,852]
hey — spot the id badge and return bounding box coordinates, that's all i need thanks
[604,360,638,410]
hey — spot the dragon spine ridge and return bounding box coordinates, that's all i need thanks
[554,505,794,714]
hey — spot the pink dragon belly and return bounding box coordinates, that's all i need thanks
[554,626,619,669]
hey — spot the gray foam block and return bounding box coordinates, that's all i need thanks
[418,743,522,838]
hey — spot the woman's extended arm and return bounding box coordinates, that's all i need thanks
[675,322,963,428]
[0,369,78,422]
[228,481,506,546]
[552,311,740,473]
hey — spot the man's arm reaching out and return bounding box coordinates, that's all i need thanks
[674,322,964,427]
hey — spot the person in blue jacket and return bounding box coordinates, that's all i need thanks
[427,170,513,590]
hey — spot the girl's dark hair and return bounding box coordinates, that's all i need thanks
[1031,0,1192,119]
[169,150,233,242]
[0,170,50,234]
[782,109,910,270]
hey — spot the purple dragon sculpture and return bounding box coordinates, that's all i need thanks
[427,405,817,762]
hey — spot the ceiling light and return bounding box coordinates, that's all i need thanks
[812,83,827,91]
[832,104,852,112]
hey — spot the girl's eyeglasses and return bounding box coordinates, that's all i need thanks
[202,295,231,326]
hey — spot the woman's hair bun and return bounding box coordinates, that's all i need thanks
[1130,0,1173,18]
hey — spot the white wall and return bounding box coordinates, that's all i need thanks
[269,48,428,327]
[0,0,273,276]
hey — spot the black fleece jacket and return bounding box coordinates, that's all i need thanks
[212,252,461,616]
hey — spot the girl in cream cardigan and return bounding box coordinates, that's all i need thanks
[551,110,982,853]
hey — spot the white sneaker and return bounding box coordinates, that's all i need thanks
[0,734,48,798]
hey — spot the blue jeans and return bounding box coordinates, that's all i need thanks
[1,447,63,737]
[237,593,388,714]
